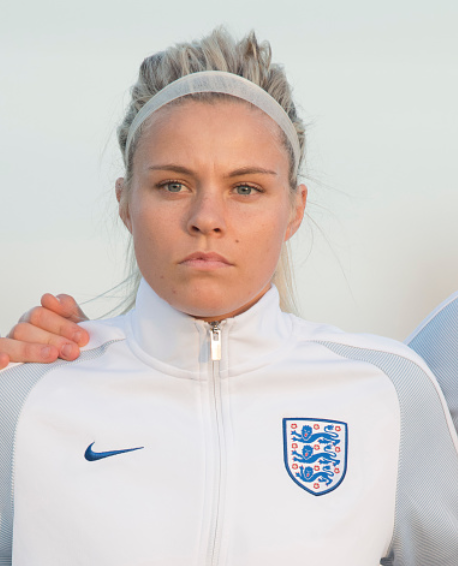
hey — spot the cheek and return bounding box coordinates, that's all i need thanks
[236,208,289,266]
[129,206,169,260]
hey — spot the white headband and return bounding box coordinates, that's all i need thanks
[125,70,301,172]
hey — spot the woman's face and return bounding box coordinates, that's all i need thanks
[119,99,306,321]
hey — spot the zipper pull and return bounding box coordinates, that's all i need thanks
[210,322,222,361]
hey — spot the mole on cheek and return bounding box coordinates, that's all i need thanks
[235,239,240,244]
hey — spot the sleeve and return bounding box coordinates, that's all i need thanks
[0,334,122,564]
[317,338,458,565]
[380,350,458,565]
[0,361,69,565]
[405,291,458,433]
[0,363,33,565]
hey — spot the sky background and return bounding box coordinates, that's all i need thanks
[1,0,457,340]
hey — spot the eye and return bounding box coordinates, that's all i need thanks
[234,184,260,196]
[162,181,185,193]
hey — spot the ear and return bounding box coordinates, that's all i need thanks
[116,177,132,233]
[285,184,307,241]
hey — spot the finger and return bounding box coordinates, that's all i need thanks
[51,294,89,323]
[0,352,10,370]
[0,337,59,365]
[13,307,89,347]
[39,293,65,314]
[7,322,82,360]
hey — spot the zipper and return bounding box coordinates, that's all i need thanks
[210,322,222,362]
[207,322,224,566]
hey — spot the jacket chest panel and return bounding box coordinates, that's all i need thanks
[13,368,207,566]
[12,344,399,566]
[219,361,400,565]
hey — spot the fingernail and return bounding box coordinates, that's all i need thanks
[72,331,82,344]
[61,344,73,359]
[41,346,52,358]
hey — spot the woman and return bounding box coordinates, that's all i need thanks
[1,29,457,565]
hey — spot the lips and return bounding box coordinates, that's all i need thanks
[180,251,233,269]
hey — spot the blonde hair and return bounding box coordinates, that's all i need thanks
[116,27,306,314]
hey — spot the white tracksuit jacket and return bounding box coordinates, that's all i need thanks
[1,280,458,566]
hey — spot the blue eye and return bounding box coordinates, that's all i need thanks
[235,185,257,195]
[164,182,184,193]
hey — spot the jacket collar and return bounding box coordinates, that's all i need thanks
[126,279,294,377]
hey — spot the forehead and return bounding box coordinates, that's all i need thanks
[133,98,290,173]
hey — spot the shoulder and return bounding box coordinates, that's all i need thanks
[290,313,428,369]
[290,313,456,420]
[78,313,128,352]
[290,312,458,452]
[0,314,128,377]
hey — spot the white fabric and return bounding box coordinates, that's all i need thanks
[126,71,301,172]
[2,280,458,565]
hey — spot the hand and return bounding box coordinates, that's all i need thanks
[0,294,90,370]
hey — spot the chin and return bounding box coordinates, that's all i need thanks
[163,283,245,319]
[148,274,270,320]
[174,294,238,319]
[175,285,271,321]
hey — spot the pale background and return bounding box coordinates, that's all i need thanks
[1,0,457,340]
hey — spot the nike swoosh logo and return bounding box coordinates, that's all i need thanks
[84,442,144,462]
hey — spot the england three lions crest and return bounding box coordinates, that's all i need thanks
[283,418,348,496]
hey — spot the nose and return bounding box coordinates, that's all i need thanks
[186,190,226,237]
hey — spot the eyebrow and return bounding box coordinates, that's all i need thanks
[148,164,193,175]
[147,164,278,177]
[227,167,278,177]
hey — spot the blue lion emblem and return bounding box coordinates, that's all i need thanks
[291,424,341,448]
[295,465,334,486]
[283,418,348,496]
[292,444,340,466]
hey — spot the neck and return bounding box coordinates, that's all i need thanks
[184,284,272,323]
